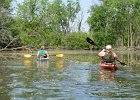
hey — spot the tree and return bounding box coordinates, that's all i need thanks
[88,0,140,47]
[0,0,14,48]
[46,0,80,34]
[16,0,81,48]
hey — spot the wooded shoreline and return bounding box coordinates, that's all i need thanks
[0,0,140,51]
[0,46,140,53]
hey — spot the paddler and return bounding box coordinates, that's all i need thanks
[37,46,49,58]
[98,45,117,64]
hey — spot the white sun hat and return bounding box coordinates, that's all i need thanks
[106,45,112,49]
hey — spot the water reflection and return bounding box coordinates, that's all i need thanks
[36,59,64,70]
[36,60,50,78]
[36,60,49,69]
[55,60,64,70]
[127,51,140,65]
[118,51,140,65]
[0,51,140,100]
[99,68,115,82]
[23,59,32,66]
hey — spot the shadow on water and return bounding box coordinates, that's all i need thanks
[0,50,140,100]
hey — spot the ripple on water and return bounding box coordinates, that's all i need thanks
[7,66,32,70]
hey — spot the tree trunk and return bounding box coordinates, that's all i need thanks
[130,23,133,47]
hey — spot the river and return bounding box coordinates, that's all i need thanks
[0,50,139,100]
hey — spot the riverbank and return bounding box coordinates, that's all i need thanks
[114,46,140,51]
[0,47,140,56]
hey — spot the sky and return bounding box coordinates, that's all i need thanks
[79,0,99,32]
[12,0,100,32]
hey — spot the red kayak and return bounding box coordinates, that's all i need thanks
[99,62,118,71]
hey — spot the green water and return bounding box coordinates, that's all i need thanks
[0,50,139,100]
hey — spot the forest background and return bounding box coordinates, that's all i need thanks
[0,0,140,51]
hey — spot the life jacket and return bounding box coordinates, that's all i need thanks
[102,52,115,64]
[38,50,47,58]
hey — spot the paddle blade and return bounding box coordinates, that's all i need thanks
[24,54,32,58]
[116,59,127,66]
[120,62,127,66]
[55,54,63,58]
[86,37,97,46]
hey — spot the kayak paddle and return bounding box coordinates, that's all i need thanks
[86,37,97,46]
[86,37,127,66]
[24,54,32,58]
[116,59,127,66]
[24,54,64,58]
[54,54,64,58]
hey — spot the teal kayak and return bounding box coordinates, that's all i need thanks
[37,57,50,61]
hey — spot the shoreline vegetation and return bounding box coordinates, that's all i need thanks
[0,0,140,52]
[0,46,140,52]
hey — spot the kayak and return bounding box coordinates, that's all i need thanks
[37,57,50,61]
[99,62,118,71]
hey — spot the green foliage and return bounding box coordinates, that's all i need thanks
[64,32,89,49]
[88,0,140,47]
[0,31,13,48]
[0,0,15,48]
[91,32,105,47]
[46,0,80,34]
[12,0,81,49]
[0,0,139,49]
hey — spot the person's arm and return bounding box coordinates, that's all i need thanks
[98,49,105,57]
[113,53,117,60]
[37,51,39,57]
[46,51,49,57]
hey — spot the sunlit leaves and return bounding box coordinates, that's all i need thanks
[88,0,140,47]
